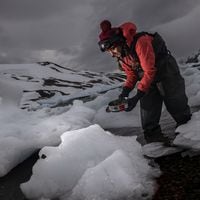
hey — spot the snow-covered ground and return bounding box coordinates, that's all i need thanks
[0,55,200,200]
[21,124,159,200]
[0,62,125,110]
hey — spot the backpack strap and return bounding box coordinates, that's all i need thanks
[130,32,154,61]
[130,32,169,61]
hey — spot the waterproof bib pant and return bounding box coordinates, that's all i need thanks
[140,54,191,136]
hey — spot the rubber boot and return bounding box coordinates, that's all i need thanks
[176,113,192,128]
[143,126,172,146]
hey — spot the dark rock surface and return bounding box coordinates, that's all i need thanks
[153,153,200,200]
[0,152,39,200]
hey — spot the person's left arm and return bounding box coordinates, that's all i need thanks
[135,35,156,93]
[125,35,156,112]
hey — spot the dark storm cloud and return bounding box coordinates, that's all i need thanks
[0,0,200,72]
[0,26,21,53]
[152,5,200,57]
[74,0,200,72]
[129,0,200,28]
[0,0,93,64]
[82,0,199,30]
[0,0,84,20]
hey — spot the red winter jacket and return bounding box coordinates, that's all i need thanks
[120,22,156,93]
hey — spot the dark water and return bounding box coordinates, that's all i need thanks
[0,152,39,200]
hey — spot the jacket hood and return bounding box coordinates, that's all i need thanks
[120,22,137,46]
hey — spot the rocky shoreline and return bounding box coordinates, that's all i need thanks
[153,152,200,200]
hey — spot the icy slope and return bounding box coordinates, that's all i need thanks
[0,62,125,110]
[0,62,137,177]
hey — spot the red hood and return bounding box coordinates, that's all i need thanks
[120,22,137,47]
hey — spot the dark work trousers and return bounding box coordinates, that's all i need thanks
[140,54,191,135]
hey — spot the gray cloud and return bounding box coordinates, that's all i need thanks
[0,0,200,72]
[0,1,93,52]
[0,0,87,20]
[152,5,200,57]
[0,49,33,64]
[75,0,200,71]
[130,0,200,28]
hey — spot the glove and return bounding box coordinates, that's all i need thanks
[125,96,138,112]
[118,86,132,101]
[125,90,145,112]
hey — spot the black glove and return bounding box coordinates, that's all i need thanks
[125,90,145,112]
[118,86,132,101]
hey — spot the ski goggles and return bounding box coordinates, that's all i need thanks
[98,35,125,52]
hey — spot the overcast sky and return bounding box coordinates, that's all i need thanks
[0,0,200,72]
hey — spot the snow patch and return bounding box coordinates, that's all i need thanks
[0,101,94,176]
[174,110,200,149]
[21,125,159,200]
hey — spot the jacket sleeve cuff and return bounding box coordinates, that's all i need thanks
[136,89,145,99]
[121,86,132,97]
